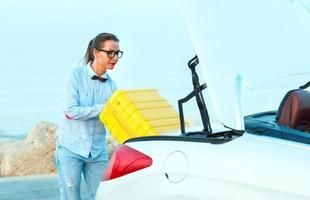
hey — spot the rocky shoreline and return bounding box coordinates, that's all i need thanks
[0,121,118,177]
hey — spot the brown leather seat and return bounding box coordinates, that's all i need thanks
[276,89,310,132]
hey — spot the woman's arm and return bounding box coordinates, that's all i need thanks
[62,70,104,120]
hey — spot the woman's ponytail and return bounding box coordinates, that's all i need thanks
[84,39,94,65]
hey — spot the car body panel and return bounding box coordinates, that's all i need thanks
[97,133,310,199]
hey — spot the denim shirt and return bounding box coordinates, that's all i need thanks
[56,65,117,158]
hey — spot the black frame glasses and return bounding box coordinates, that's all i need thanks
[95,48,123,59]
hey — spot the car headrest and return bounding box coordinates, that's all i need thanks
[276,89,310,131]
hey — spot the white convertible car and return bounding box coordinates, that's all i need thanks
[96,1,310,199]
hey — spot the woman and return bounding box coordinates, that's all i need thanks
[55,33,123,200]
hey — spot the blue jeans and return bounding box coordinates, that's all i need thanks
[54,145,108,200]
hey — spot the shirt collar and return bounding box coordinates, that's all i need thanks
[86,63,108,79]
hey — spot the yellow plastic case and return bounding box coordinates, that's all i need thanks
[99,89,184,143]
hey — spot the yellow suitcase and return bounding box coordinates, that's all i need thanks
[99,89,185,143]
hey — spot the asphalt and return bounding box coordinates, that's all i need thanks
[0,174,88,200]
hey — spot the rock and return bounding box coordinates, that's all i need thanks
[106,136,119,158]
[0,121,57,177]
[0,121,119,177]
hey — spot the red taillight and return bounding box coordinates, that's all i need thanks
[102,144,153,181]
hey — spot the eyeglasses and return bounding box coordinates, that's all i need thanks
[95,48,123,59]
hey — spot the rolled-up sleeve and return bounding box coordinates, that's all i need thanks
[63,70,104,120]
